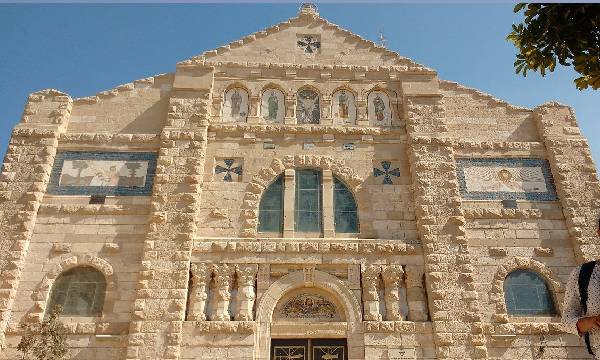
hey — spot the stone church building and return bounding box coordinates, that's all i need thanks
[0,4,599,360]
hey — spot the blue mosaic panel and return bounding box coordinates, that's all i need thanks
[373,161,400,185]
[47,152,157,196]
[456,158,557,201]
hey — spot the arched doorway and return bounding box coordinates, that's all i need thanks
[254,269,363,360]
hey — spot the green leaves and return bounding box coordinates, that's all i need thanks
[17,306,68,360]
[508,4,600,90]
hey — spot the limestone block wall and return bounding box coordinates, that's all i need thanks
[68,74,173,135]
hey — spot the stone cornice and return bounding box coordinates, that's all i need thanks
[208,123,405,137]
[192,238,420,256]
[38,203,150,216]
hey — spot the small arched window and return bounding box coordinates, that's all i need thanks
[47,266,107,316]
[504,269,556,316]
[334,177,358,233]
[296,89,320,124]
[258,176,284,232]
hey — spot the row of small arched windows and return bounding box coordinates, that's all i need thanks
[222,86,393,126]
[42,266,557,318]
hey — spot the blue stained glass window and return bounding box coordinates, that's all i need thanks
[295,170,322,232]
[504,270,556,316]
[47,266,106,316]
[258,176,284,232]
[334,177,359,233]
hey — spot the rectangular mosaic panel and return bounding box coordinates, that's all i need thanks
[47,152,157,196]
[456,158,557,201]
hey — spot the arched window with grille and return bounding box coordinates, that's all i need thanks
[47,266,107,316]
[333,177,358,233]
[258,175,284,233]
[504,269,556,316]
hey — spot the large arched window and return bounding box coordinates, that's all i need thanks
[504,270,556,316]
[258,176,284,233]
[257,171,359,235]
[47,266,107,316]
[334,178,359,233]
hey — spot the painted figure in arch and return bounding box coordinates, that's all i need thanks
[338,91,349,119]
[230,90,242,117]
[373,94,386,122]
[268,91,279,121]
[296,90,320,124]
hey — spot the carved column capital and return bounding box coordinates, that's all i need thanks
[210,264,235,321]
[361,264,382,321]
[188,263,211,321]
[381,265,404,321]
[381,265,404,287]
[235,264,258,321]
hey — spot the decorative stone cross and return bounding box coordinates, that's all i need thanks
[297,35,321,53]
[373,160,400,185]
[215,159,243,182]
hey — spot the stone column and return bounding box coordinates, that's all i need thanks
[284,93,296,125]
[361,265,382,321]
[322,169,335,237]
[405,91,487,359]
[320,95,333,125]
[283,169,295,237]
[405,265,428,322]
[235,264,258,321]
[356,97,368,126]
[0,90,71,346]
[187,263,210,321]
[533,102,600,262]
[382,265,404,321]
[211,264,234,321]
[247,95,260,124]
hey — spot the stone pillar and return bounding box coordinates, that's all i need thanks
[235,264,258,321]
[247,95,260,124]
[322,169,335,237]
[125,68,212,360]
[0,90,71,346]
[382,265,404,321]
[533,102,600,262]
[361,265,381,321]
[356,97,368,126]
[211,264,234,321]
[187,263,210,321]
[405,265,428,322]
[320,95,333,125]
[283,169,295,237]
[405,91,487,359]
[284,93,296,125]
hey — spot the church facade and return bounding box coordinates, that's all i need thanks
[0,4,599,359]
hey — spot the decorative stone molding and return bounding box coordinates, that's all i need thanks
[463,208,543,220]
[235,264,258,321]
[381,265,404,321]
[489,257,563,324]
[363,321,432,333]
[209,123,404,137]
[58,133,160,145]
[239,155,365,237]
[194,320,255,333]
[27,254,116,323]
[361,265,382,321]
[188,263,211,321]
[38,204,151,216]
[193,239,419,255]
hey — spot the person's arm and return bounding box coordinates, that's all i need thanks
[562,266,584,335]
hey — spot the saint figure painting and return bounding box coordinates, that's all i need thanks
[296,89,320,124]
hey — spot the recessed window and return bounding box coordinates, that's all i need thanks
[258,170,359,235]
[258,176,284,233]
[295,170,322,232]
[47,266,106,316]
[334,178,359,233]
[504,269,556,316]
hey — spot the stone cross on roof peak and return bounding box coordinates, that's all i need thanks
[299,3,319,16]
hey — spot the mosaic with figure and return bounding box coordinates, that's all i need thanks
[296,89,320,124]
[281,293,337,319]
[261,89,285,123]
[368,91,391,126]
[332,90,356,125]
[223,88,249,122]
[48,152,157,196]
[456,158,558,200]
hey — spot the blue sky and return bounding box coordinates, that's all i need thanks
[0,3,598,168]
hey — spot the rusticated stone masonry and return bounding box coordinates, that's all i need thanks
[0,90,71,347]
[124,83,211,360]
[405,95,487,359]
[534,102,600,262]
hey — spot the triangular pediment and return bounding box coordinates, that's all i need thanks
[179,7,432,72]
